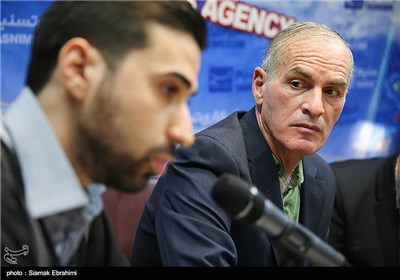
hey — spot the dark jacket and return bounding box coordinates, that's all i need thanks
[132,107,336,266]
[1,141,129,266]
[329,154,400,266]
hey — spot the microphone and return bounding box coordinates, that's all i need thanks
[211,173,351,267]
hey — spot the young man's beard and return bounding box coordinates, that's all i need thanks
[75,121,151,193]
[73,79,150,192]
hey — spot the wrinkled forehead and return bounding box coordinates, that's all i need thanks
[281,36,353,75]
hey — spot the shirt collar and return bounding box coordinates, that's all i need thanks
[2,87,91,218]
[272,154,304,188]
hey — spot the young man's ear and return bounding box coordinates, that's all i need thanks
[59,37,104,102]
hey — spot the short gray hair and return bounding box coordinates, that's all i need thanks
[261,21,354,84]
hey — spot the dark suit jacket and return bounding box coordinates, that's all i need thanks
[132,108,336,266]
[1,141,129,266]
[328,154,400,266]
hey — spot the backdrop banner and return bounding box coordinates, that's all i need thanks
[2,0,399,161]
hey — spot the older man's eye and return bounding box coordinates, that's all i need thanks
[290,80,303,88]
[324,88,342,98]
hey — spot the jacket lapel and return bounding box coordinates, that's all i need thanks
[240,108,282,208]
[300,157,325,236]
[240,108,283,265]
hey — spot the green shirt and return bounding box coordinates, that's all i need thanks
[273,155,304,223]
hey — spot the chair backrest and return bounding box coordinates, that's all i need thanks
[102,179,156,260]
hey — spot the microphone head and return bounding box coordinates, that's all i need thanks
[212,174,252,217]
[212,174,264,223]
